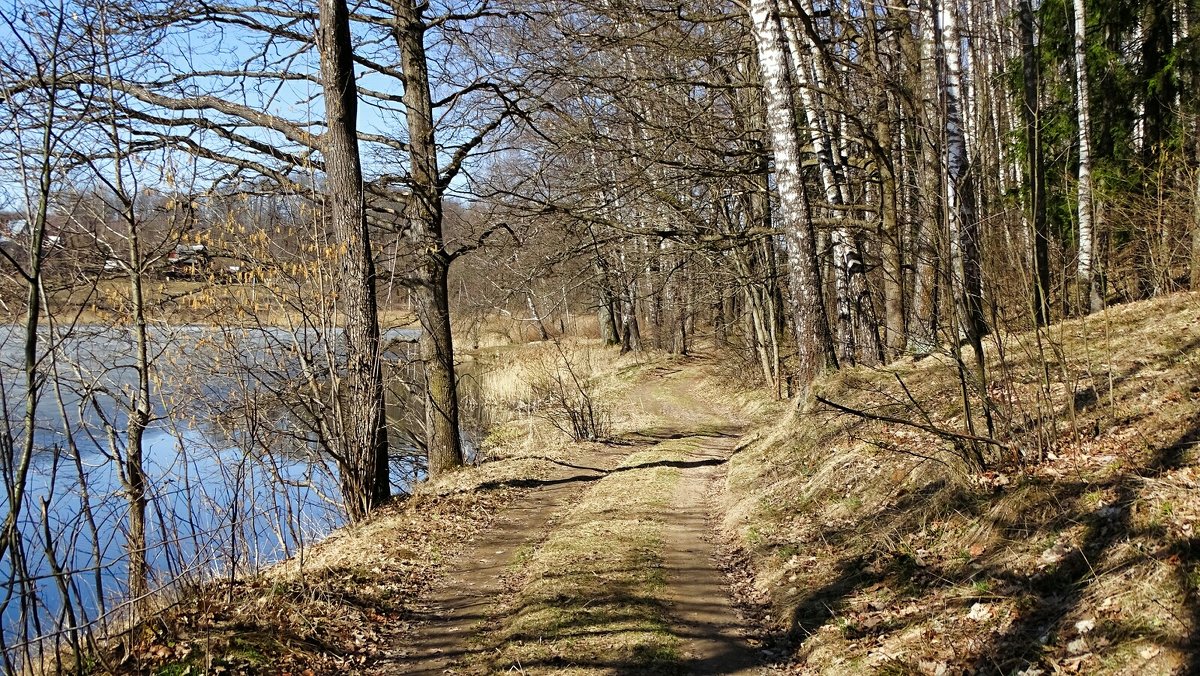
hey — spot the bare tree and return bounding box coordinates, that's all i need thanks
[748,0,836,386]
[393,0,462,476]
[317,0,390,519]
[1072,0,1100,313]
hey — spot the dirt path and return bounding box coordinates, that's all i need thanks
[659,435,762,675]
[367,446,631,675]
[373,365,763,675]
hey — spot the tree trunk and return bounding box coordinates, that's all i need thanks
[97,51,154,602]
[598,298,620,345]
[123,201,150,606]
[393,0,462,477]
[938,0,987,344]
[619,281,642,354]
[593,250,622,345]
[936,0,993,446]
[867,9,906,359]
[784,10,875,366]
[907,0,941,355]
[748,0,836,386]
[527,292,550,341]
[1020,0,1051,326]
[319,0,390,518]
[1072,0,1101,313]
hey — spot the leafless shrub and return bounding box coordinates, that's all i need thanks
[528,341,612,442]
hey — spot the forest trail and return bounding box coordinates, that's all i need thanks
[373,359,763,675]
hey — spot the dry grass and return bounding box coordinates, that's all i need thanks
[465,443,701,675]
[474,338,633,414]
[87,340,645,675]
[722,292,1200,674]
[466,338,655,460]
[81,489,510,675]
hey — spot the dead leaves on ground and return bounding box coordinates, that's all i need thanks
[106,489,515,675]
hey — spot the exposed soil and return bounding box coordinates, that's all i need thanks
[658,436,762,675]
[374,364,765,675]
[368,446,628,674]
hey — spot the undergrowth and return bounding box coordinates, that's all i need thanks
[71,338,643,675]
[722,292,1200,674]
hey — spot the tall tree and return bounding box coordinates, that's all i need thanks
[747,0,836,386]
[908,0,944,355]
[393,0,463,476]
[1019,0,1051,325]
[318,0,390,519]
[1073,0,1101,313]
[938,0,987,346]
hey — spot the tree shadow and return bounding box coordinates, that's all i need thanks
[432,574,761,675]
[473,441,744,493]
[475,473,605,490]
[614,428,745,445]
[785,555,882,641]
[756,414,1200,671]
[964,415,1200,673]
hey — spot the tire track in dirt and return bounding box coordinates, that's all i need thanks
[366,446,631,675]
[370,362,763,674]
[659,435,764,675]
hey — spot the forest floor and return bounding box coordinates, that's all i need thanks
[720,292,1200,675]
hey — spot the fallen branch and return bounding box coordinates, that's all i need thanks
[814,395,1008,451]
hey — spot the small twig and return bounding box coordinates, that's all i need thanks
[861,437,953,470]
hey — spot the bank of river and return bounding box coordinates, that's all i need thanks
[0,323,423,655]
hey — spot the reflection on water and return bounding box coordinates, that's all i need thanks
[0,323,422,654]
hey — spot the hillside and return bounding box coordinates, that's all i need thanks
[722,292,1200,674]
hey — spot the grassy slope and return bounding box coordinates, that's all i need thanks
[722,292,1200,674]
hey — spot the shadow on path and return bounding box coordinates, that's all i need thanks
[475,454,737,492]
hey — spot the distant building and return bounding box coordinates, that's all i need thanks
[164,244,211,279]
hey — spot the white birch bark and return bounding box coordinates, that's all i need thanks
[939,0,967,324]
[748,0,833,383]
[1073,0,1101,312]
[938,0,986,341]
[781,17,855,363]
[785,7,882,363]
[961,5,978,154]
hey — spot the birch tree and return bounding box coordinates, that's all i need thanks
[936,0,987,346]
[904,0,943,355]
[1019,0,1051,326]
[748,0,836,385]
[1073,0,1101,313]
[783,7,860,366]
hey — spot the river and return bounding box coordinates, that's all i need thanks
[0,322,424,654]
